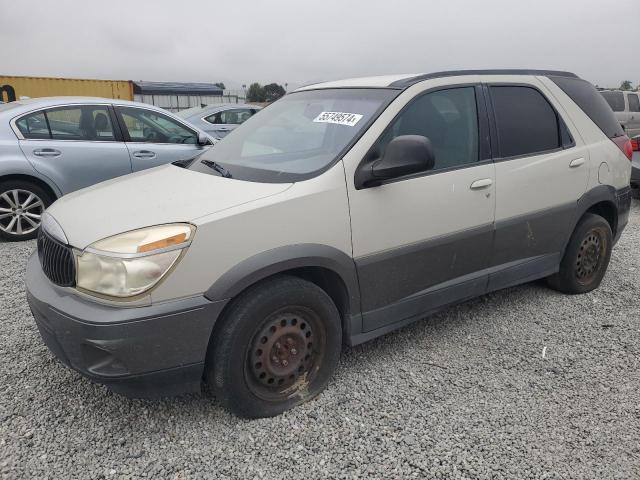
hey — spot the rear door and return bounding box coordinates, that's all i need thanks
[15,104,132,194]
[625,92,640,138]
[487,79,589,289]
[114,105,208,171]
[202,107,256,138]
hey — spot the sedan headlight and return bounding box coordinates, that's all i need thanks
[75,224,194,298]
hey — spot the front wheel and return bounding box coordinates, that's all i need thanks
[206,275,342,418]
[0,180,52,241]
[547,213,613,294]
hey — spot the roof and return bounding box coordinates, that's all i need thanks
[296,69,579,91]
[132,81,224,96]
[0,96,177,117]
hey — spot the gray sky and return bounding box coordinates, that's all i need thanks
[1,0,637,90]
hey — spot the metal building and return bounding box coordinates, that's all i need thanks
[132,81,225,112]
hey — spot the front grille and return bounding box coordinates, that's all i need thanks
[37,230,76,287]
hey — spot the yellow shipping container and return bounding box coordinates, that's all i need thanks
[0,76,133,102]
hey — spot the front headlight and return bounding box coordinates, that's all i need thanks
[75,224,194,298]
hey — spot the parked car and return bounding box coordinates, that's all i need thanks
[600,90,640,139]
[175,103,261,139]
[27,70,632,418]
[0,97,214,241]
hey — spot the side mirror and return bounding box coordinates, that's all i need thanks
[355,135,435,189]
[197,132,214,146]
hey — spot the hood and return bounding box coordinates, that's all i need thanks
[47,165,292,248]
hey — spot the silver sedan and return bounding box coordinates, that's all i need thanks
[175,104,261,139]
[0,97,214,241]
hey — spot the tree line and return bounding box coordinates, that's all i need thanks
[615,80,637,91]
[246,83,286,102]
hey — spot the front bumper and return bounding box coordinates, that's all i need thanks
[25,253,226,398]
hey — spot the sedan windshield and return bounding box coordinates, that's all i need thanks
[189,88,396,182]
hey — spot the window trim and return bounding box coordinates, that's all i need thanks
[355,83,491,190]
[11,103,122,143]
[113,104,199,145]
[485,82,576,162]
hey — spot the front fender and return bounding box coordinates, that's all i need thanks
[204,243,361,317]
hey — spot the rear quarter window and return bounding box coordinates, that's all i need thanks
[550,77,625,139]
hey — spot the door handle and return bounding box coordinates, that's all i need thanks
[470,178,493,189]
[569,158,585,168]
[132,150,157,159]
[216,127,231,132]
[33,148,61,157]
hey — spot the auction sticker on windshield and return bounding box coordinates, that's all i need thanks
[313,111,363,127]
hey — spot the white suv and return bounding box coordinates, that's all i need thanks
[26,70,633,418]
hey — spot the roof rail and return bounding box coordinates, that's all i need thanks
[390,69,579,88]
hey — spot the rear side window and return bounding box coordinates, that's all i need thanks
[550,76,625,139]
[600,91,625,112]
[628,93,640,113]
[490,86,561,158]
[15,106,116,141]
[46,106,116,141]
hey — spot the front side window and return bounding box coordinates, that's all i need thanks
[490,86,561,158]
[205,108,255,125]
[376,87,479,171]
[189,88,396,182]
[16,105,115,141]
[628,93,640,113]
[116,107,197,144]
[600,91,625,112]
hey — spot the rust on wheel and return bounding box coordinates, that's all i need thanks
[575,228,606,284]
[246,307,323,400]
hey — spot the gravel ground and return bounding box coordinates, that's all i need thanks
[1,200,639,480]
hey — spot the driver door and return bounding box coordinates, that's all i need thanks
[114,105,207,171]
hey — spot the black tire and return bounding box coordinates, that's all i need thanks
[547,213,613,294]
[205,275,342,418]
[0,180,53,242]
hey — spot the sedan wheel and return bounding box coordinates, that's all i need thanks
[0,182,52,241]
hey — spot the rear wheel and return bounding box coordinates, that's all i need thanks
[0,180,52,241]
[206,275,342,418]
[547,213,612,294]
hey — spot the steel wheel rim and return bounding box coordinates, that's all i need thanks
[575,228,606,284]
[245,306,326,402]
[0,189,45,236]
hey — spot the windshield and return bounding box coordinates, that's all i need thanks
[188,88,397,182]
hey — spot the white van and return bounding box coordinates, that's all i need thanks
[27,70,633,418]
[600,89,640,139]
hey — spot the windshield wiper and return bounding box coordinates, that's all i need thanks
[201,159,232,178]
